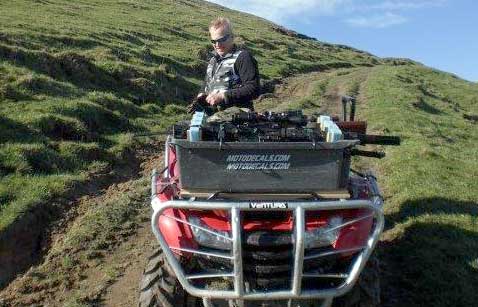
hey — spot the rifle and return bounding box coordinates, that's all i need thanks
[344,132,401,146]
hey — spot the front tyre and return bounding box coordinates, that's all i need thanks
[139,248,199,307]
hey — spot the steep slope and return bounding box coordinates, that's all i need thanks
[1,0,477,307]
[0,0,382,232]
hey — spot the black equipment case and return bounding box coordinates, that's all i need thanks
[172,139,358,193]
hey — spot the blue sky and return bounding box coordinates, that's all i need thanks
[207,0,478,82]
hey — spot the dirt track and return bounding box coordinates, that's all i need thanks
[0,148,164,306]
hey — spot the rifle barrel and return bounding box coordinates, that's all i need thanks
[359,134,401,145]
[351,149,386,159]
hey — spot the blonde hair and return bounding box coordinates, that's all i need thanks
[209,17,233,35]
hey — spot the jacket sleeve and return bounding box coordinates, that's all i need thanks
[224,50,260,106]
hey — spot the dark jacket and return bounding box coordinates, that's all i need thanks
[203,46,260,110]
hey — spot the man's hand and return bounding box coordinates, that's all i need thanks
[187,93,208,114]
[206,91,225,106]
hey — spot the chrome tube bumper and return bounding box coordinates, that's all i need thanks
[150,172,384,301]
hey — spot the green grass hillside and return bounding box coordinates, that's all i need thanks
[0,0,383,231]
[1,0,477,306]
[258,65,478,306]
[362,65,478,307]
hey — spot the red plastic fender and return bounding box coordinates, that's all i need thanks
[334,178,375,254]
[157,208,197,257]
[333,208,373,253]
[167,144,180,179]
[155,144,196,256]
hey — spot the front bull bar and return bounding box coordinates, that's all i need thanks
[150,171,384,303]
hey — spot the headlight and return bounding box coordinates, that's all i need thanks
[305,216,343,249]
[188,216,232,250]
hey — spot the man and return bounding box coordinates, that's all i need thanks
[196,17,260,112]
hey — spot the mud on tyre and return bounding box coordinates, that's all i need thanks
[139,248,199,307]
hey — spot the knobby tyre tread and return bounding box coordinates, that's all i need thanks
[139,248,198,307]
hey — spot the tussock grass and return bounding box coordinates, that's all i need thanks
[33,114,90,141]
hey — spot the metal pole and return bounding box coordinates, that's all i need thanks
[291,207,305,295]
[231,207,244,297]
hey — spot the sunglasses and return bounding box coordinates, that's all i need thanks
[210,34,230,44]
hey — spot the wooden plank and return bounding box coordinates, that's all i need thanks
[180,190,351,200]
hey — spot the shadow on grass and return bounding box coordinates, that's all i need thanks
[0,115,43,144]
[412,98,444,115]
[379,198,478,307]
[17,74,83,99]
[163,26,203,41]
[387,198,478,227]
[90,30,205,76]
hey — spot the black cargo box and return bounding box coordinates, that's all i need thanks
[172,139,358,193]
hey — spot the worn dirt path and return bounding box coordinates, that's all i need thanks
[100,220,156,307]
[90,154,164,307]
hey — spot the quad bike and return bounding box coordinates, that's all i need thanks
[139,96,400,307]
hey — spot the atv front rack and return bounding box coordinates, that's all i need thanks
[150,170,384,306]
